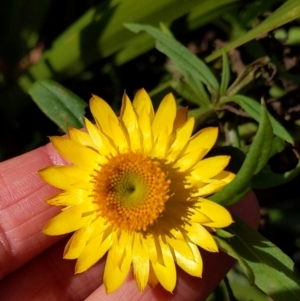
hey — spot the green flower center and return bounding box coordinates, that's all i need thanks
[113,172,148,208]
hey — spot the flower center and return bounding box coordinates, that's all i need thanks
[93,152,171,231]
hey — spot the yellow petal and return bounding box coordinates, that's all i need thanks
[173,242,203,277]
[196,182,224,196]
[151,128,170,159]
[68,127,96,149]
[50,136,100,170]
[214,170,235,183]
[198,199,233,228]
[190,155,230,183]
[195,171,235,196]
[151,236,177,293]
[132,233,150,292]
[84,118,116,156]
[185,127,218,158]
[120,93,141,151]
[142,234,157,263]
[39,166,91,190]
[51,165,90,181]
[64,223,94,259]
[189,207,212,224]
[110,231,132,269]
[185,222,218,252]
[43,203,95,235]
[108,115,129,152]
[75,230,112,273]
[152,93,176,140]
[166,236,194,261]
[173,148,206,172]
[104,234,132,293]
[138,105,153,154]
[46,189,90,206]
[168,117,195,162]
[132,88,154,121]
[89,94,119,137]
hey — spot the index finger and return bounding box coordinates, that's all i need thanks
[0,143,66,278]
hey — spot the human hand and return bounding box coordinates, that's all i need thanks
[0,143,260,301]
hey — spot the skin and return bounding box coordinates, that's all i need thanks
[0,142,260,301]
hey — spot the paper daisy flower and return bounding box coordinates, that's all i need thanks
[40,88,235,293]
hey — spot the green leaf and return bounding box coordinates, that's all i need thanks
[214,236,255,285]
[228,217,300,300]
[206,0,300,62]
[216,229,234,238]
[210,100,273,206]
[125,23,219,93]
[179,70,211,106]
[28,79,86,133]
[220,49,230,96]
[252,160,300,189]
[170,80,210,107]
[229,95,294,144]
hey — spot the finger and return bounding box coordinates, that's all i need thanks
[229,190,260,229]
[0,237,106,301]
[0,143,66,279]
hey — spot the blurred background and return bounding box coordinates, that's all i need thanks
[0,0,300,300]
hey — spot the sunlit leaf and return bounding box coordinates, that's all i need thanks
[228,217,300,301]
[29,79,86,132]
[214,236,254,285]
[229,95,294,144]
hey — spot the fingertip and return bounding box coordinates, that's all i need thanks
[228,191,260,229]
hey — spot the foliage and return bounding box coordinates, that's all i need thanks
[1,0,300,300]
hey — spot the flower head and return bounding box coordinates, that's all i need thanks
[40,89,235,293]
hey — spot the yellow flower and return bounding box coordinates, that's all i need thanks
[40,89,235,293]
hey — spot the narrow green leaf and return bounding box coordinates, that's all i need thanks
[210,101,273,205]
[251,101,273,175]
[125,23,219,92]
[214,236,255,285]
[220,49,230,96]
[216,229,234,238]
[180,70,211,106]
[230,95,294,144]
[206,0,300,62]
[228,217,300,300]
[170,80,209,107]
[252,160,300,189]
[28,79,86,133]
